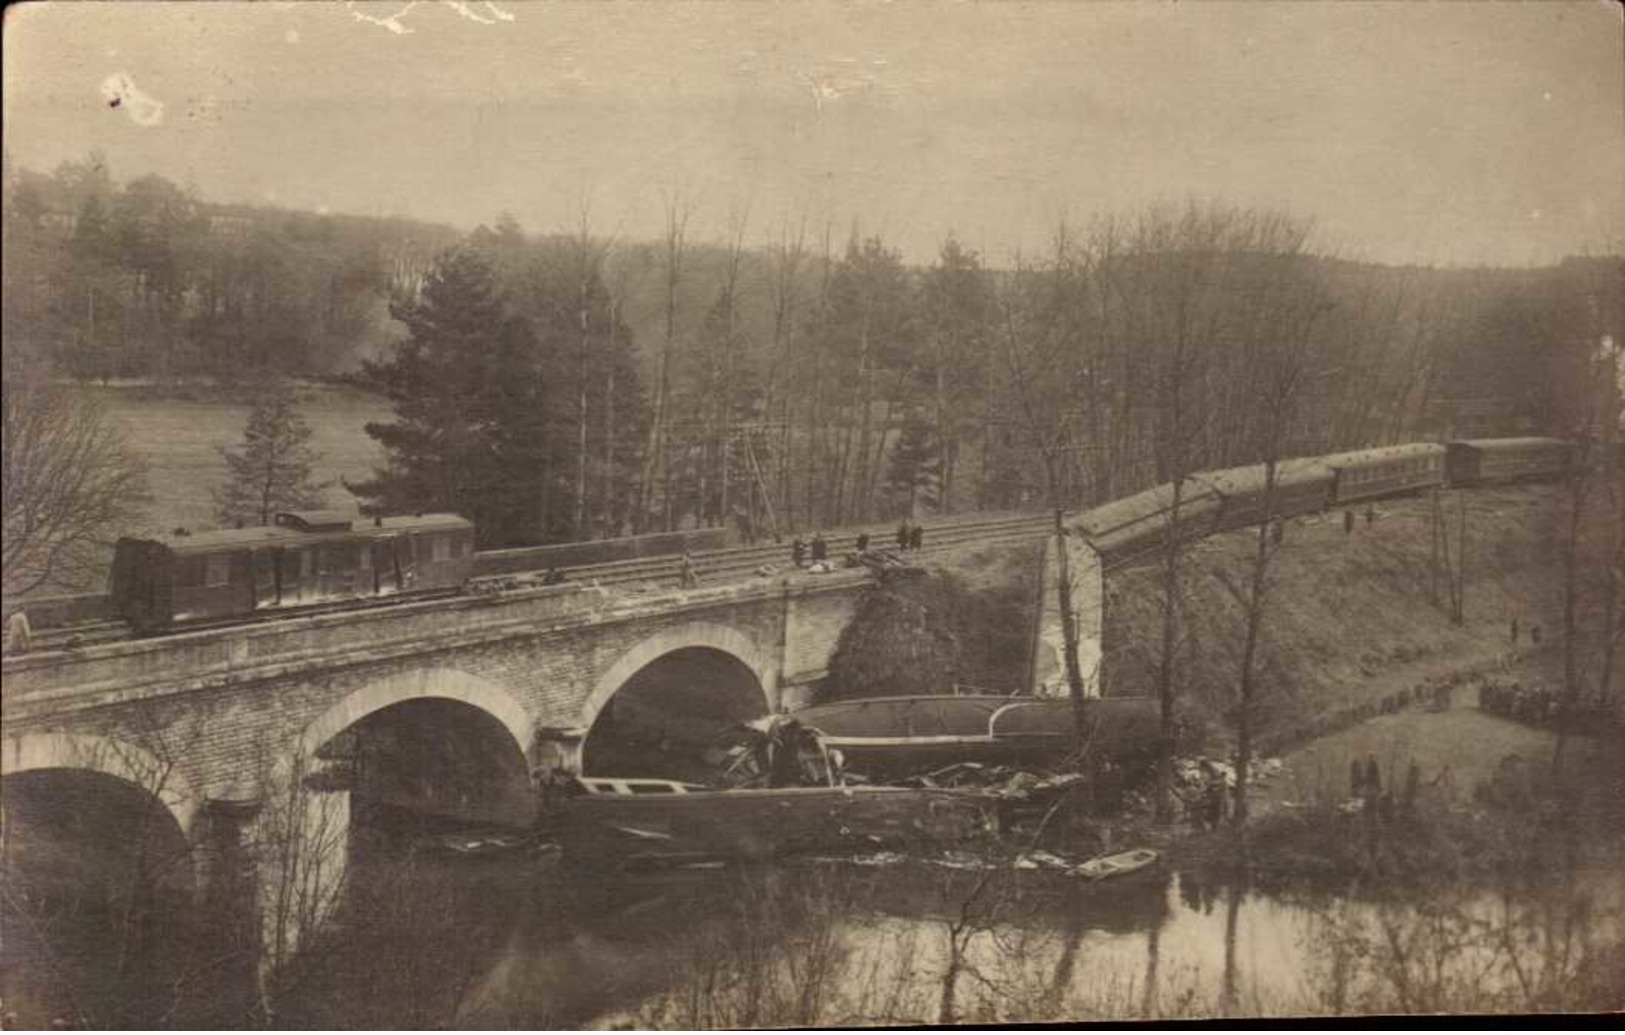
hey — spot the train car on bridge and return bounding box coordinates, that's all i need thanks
[111,511,474,634]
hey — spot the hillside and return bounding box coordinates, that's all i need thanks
[1101,482,1619,745]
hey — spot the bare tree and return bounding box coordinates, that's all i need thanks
[762,214,807,529]
[1553,330,1624,776]
[1222,219,1329,824]
[2,359,147,601]
[639,190,693,532]
[992,251,1091,734]
[564,202,616,539]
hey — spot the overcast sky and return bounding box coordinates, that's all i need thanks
[5,0,1621,266]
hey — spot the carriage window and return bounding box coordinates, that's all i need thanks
[431,535,452,562]
[359,544,373,569]
[205,554,232,588]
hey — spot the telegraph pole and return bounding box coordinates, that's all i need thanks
[1454,491,1468,625]
[1429,485,1441,607]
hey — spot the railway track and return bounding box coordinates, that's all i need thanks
[479,511,1053,592]
[22,511,1054,650]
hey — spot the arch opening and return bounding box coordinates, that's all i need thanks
[581,646,771,782]
[316,696,536,833]
[1,767,201,1029]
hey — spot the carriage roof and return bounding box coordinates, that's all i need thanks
[1076,476,1222,535]
[123,513,472,555]
[1447,437,1571,453]
[1196,460,1333,496]
[1315,443,1447,469]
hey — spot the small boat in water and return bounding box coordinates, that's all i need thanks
[1072,847,1160,881]
[417,829,560,861]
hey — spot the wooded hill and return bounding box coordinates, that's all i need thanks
[5,155,1619,546]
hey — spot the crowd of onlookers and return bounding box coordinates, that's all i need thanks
[1253,670,1473,759]
[1476,676,1619,734]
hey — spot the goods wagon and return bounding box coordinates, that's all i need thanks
[473,526,735,578]
[1445,437,1574,487]
[111,511,474,634]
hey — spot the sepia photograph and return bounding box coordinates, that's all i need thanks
[1,0,1622,1028]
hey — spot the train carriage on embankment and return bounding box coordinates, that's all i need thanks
[1317,443,1448,506]
[1076,476,1228,570]
[1196,460,1336,533]
[1444,437,1575,487]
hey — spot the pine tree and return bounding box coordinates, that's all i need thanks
[348,244,549,547]
[885,412,940,518]
[214,380,329,527]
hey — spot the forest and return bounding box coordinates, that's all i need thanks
[3,153,1619,548]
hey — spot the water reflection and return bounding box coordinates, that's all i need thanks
[286,838,1623,1027]
[7,808,1623,1027]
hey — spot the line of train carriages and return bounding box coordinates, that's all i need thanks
[1077,436,1576,570]
[108,436,1576,634]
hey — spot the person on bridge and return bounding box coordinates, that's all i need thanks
[909,523,924,551]
[811,533,827,564]
[855,531,870,554]
[897,521,911,551]
[791,537,806,567]
[4,610,31,656]
[1343,510,1355,535]
[679,551,699,588]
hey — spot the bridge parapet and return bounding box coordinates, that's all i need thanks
[1,570,873,723]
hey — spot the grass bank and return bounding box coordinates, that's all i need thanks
[1100,484,1597,746]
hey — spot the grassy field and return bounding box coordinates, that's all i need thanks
[89,383,394,537]
[1264,702,1566,810]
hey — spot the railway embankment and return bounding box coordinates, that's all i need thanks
[1101,483,1609,745]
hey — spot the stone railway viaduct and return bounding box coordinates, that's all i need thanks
[1,568,872,955]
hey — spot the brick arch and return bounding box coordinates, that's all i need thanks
[578,621,776,733]
[298,667,534,763]
[2,732,199,836]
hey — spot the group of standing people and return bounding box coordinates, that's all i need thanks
[1341,506,1378,535]
[1348,754,1423,822]
[790,533,830,568]
[788,520,927,569]
[895,521,924,552]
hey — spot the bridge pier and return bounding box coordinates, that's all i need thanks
[187,760,355,993]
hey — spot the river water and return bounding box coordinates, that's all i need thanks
[5,804,1621,1028]
[273,837,1625,1028]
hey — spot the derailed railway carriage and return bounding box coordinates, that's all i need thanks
[1077,436,1572,572]
[1446,437,1574,486]
[111,511,474,633]
[1319,443,1447,506]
